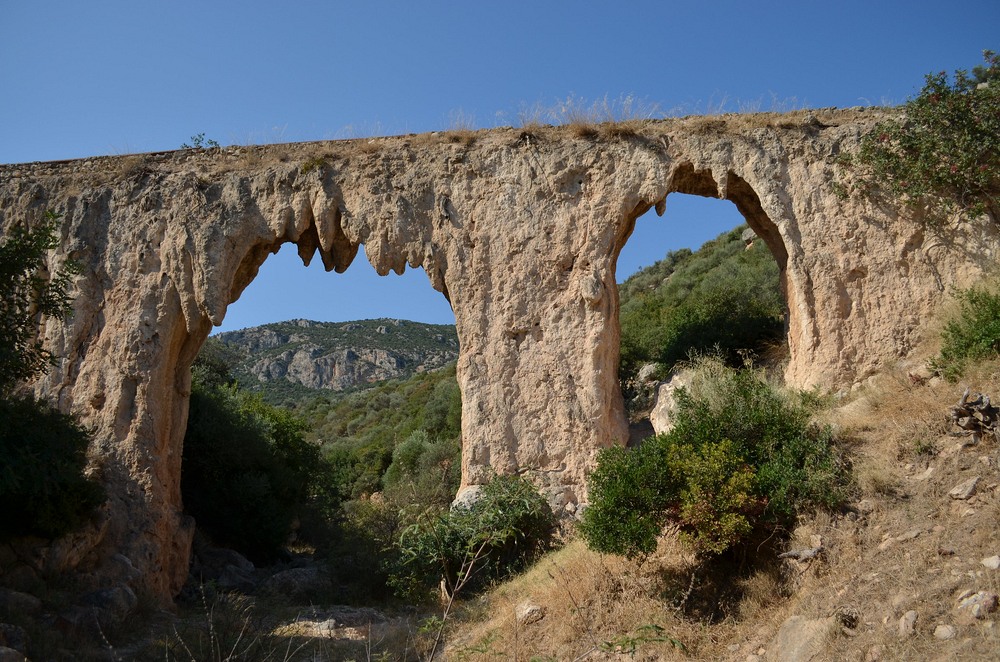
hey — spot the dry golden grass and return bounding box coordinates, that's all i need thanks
[447,358,1000,661]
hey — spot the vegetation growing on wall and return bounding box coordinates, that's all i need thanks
[0,212,103,541]
[850,49,1000,223]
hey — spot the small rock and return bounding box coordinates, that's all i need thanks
[856,499,875,515]
[771,615,835,661]
[956,591,998,621]
[933,624,957,640]
[258,567,330,602]
[981,555,1000,570]
[0,589,42,617]
[0,625,27,654]
[81,585,138,624]
[949,476,980,500]
[864,644,881,661]
[515,601,545,626]
[898,610,918,637]
[896,529,922,543]
[0,647,25,662]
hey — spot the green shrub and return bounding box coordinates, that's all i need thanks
[182,377,328,562]
[0,211,103,541]
[0,211,78,396]
[580,359,846,557]
[933,284,1000,380]
[392,474,555,600]
[382,430,461,507]
[618,228,783,383]
[0,396,104,540]
[853,50,1000,222]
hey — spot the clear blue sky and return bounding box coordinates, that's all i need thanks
[2,1,996,332]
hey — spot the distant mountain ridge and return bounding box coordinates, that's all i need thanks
[213,318,459,403]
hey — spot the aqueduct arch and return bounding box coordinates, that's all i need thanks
[1,108,997,602]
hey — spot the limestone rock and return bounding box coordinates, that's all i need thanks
[4,108,999,602]
[0,589,41,617]
[770,615,836,661]
[0,647,25,662]
[516,601,545,625]
[898,610,918,637]
[649,370,691,436]
[933,624,957,640]
[258,567,330,602]
[956,591,998,622]
[949,476,980,500]
[0,625,26,655]
[981,555,1000,570]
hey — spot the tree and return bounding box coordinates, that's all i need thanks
[0,211,77,396]
[853,50,1000,223]
[0,211,103,540]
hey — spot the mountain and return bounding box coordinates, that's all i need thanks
[211,318,459,404]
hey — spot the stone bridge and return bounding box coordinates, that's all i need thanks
[1,108,996,602]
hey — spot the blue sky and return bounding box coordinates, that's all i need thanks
[2,1,996,332]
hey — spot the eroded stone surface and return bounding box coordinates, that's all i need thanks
[2,109,998,602]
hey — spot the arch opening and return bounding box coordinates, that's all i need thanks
[614,166,790,442]
[175,229,462,570]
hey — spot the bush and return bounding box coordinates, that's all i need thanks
[580,359,846,557]
[0,211,78,396]
[182,376,328,563]
[0,396,104,540]
[392,474,556,600]
[618,228,784,383]
[933,284,1000,380]
[0,211,103,541]
[853,50,1000,222]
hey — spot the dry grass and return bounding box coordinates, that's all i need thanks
[446,358,1000,661]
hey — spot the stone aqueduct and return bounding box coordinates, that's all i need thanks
[1,108,997,602]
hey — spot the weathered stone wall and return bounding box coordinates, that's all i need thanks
[1,108,997,602]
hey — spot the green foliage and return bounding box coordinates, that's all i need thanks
[181,133,220,149]
[580,359,846,558]
[382,429,461,506]
[618,227,783,383]
[0,396,104,540]
[393,474,556,600]
[932,283,1000,380]
[0,210,103,541]
[0,211,78,396]
[182,359,330,562]
[303,362,462,501]
[854,50,1000,222]
[599,624,686,656]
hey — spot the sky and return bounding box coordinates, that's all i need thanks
[2,1,997,332]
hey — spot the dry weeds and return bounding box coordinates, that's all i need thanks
[447,358,1000,661]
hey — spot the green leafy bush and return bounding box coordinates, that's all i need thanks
[853,50,1000,222]
[0,211,78,396]
[182,376,328,562]
[618,228,784,383]
[393,474,555,600]
[580,359,846,557]
[0,211,103,540]
[932,284,1000,380]
[0,396,105,540]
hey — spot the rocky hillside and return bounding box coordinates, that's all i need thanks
[211,318,458,404]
